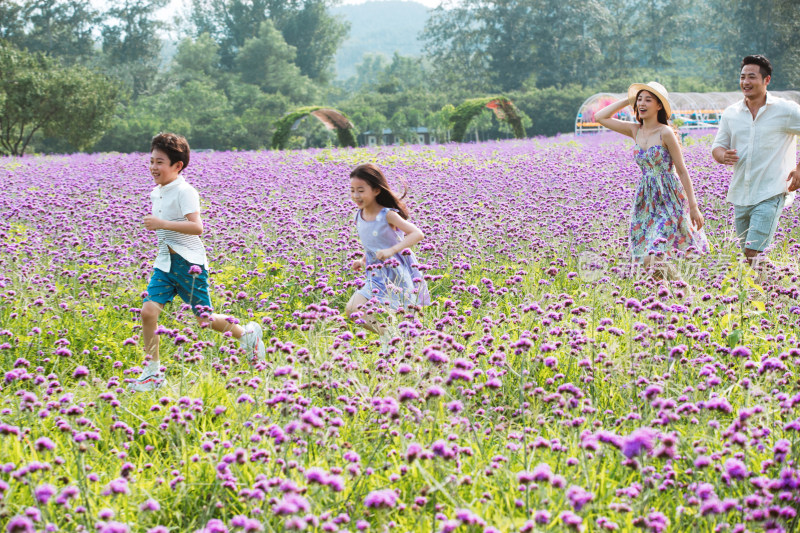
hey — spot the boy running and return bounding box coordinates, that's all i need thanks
[130,133,265,392]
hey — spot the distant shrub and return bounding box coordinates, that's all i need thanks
[511,85,593,137]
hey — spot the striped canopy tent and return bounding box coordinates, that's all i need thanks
[575,91,800,135]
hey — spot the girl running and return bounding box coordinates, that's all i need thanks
[345,164,430,346]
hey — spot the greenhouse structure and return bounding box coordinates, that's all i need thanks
[575,91,800,135]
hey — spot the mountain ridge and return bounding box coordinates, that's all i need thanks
[332,1,431,80]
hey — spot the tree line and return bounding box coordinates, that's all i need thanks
[0,0,798,155]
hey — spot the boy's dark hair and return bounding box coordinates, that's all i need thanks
[350,163,409,219]
[151,132,190,171]
[741,55,772,79]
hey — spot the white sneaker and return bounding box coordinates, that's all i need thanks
[128,360,164,392]
[241,322,266,364]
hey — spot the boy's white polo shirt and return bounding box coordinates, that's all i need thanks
[150,175,209,272]
[712,92,800,207]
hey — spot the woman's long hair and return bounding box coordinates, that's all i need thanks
[350,163,409,219]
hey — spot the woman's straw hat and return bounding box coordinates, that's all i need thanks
[628,81,672,118]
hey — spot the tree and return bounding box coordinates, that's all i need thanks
[345,53,389,91]
[425,0,604,91]
[101,0,167,96]
[276,1,349,83]
[0,2,26,44]
[423,0,706,91]
[706,0,800,90]
[171,33,224,85]
[422,1,494,92]
[377,53,430,94]
[524,0,609,88]
[234,20,316,102]
[0,43,120,155]
[156,80,247,149]
[188,0,348,82]
[0,0,99,64]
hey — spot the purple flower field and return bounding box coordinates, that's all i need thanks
[2,133,800,532]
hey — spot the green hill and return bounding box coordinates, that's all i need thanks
[332,1,430,80]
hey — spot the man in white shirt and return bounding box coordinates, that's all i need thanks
[712,55,800,269]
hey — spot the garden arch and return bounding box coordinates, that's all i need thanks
[450,96,526,142]
[272,106,357,149]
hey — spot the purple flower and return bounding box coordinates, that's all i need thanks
[621,428,656,458]
[55,486,79,506]
[364,488,398,509]
[398,387,419,402]
[34,437,55,452]
[199,519,228,533]
[426,385,444,398]
[724,458,748,480]
[694,455,711,468]
[566,484,594,511]
[305,467,328,484]
[454,508,484,526]
[696,482,716,500]
[530,463,553,483]
[272,495,310,516]
[730,346,751,358]
[232,516,263,532]
[559,511,583,529]
[644,511,669,532]
[405,443,423,462]
[34,483,56,504]
[140,498,160,512]
[98,522,129,533]
[6,515,35,533]
[326,475,345,492]
[425,349,448,364]
[446,400,463,413]
[102,478,129,496]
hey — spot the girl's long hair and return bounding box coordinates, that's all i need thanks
[350,163,409,219]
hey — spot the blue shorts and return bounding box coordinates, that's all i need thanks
[144,254,212,316]
[734,193,785,252]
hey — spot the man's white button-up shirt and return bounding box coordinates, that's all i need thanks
[712,92,800,207]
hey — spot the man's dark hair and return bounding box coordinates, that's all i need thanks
[150,132,190,171]
[741,55,772,79]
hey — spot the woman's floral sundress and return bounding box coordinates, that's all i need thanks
[629,143,709,262]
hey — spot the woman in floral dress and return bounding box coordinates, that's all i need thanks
[595,81,709,277]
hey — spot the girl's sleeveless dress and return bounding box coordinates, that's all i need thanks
[629,143,709,262]
[356,207,431,309]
